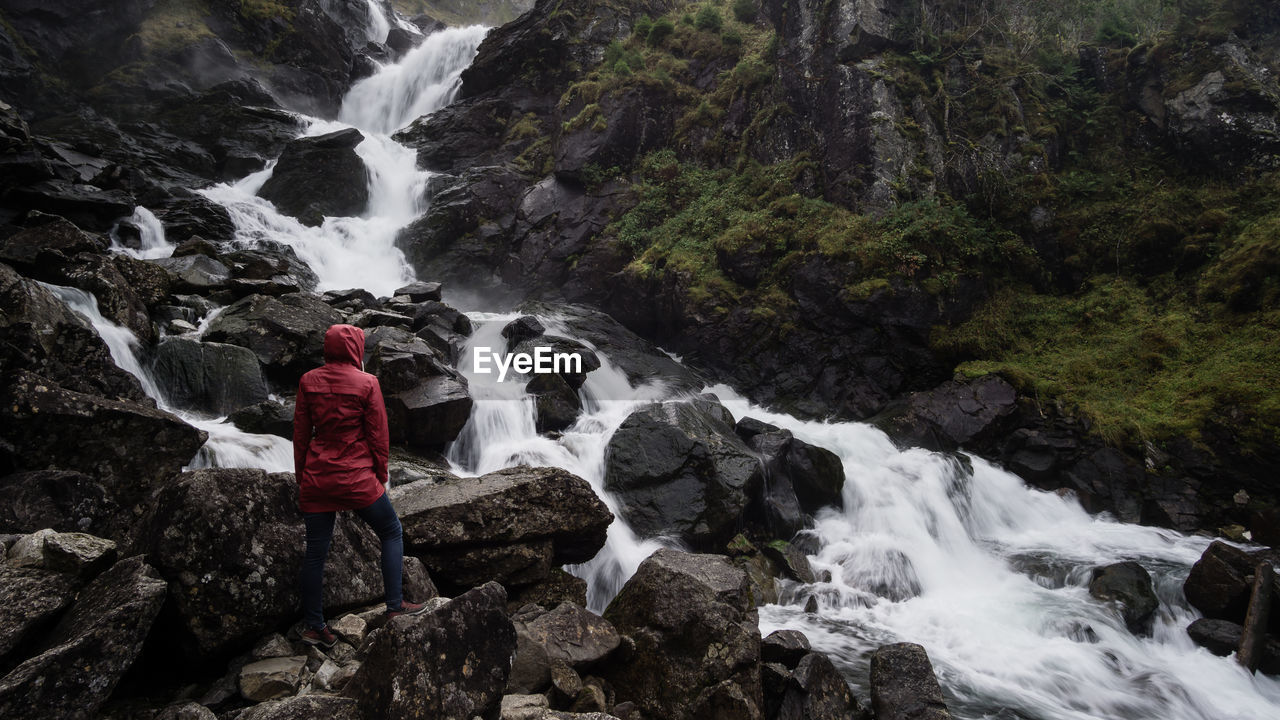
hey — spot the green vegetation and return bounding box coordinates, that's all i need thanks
[133,0,216,53]
[238,0,294,23]
[935,279,1280,447]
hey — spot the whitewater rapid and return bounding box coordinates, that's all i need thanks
[54,12,1280,720]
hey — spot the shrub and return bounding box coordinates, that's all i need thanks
[695,6,723,33]
[732,0,757,23]
[648,17,675,46]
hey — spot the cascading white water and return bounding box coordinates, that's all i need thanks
[43,283,294,472]
[70,17,1279,718]
[109,207,174,260]
[701,385,1280,720]
[339,25,489,134]
[445,312,671,610]
[365,0,391,43]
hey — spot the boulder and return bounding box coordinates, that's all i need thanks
[502,315,546,349]
[762,630,812,668]
[0,556,167,720]
[6,528,54,568]
[605,400,762,550]
[0,371,205,509]
[258,129,369,226]
[221,245,320,292]
[149,190,236,243]
[527,372,582,433]
[775,651,865,720]
[152,254,233,291]
[322,288,380,312]
[203,293,343,385]
[508,568,590,612]
[740,420,845,520]
[1088,561,1159,635]
[872,376,1019,452]
[1186,618,1280,674]
[601,549,763,720]
[0,470,121,539]
[394,281,442,302]
[152,337,270,416]
[0,214,106,269]
[0,263,146,403]
[138,469,395,659]
[508,603,622,694]
[345,582,516,720]
[42,531,117,577]
[228,399,296,438]
[511,335,601,390]
[385,375,474,449]
[0,564,81,668]
[392,466,612,591]
[238,695,363,720]
[869,643,953,720]
[154,702,218,720]
[1183,541,1280,633]
[239,655,307,702]
[6,179,133,231]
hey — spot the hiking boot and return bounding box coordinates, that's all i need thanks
[301,625,338,648]
[386,600,428,619]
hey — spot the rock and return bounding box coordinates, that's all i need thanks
[238,695,363,720]
[7,179,134,231]
[1088,561,1159,635]
[251,633,295,660]
[601,549,763,720]
[1184,541,1280,633]
[154,701,218,720]
[0,470,120,538]
[385,375,474,449]
[508,568,590,612]
[528,372,583,433]
[1186,618,1280,674]
[42,532,117,577]
[330,614,367,647]
[549,660,583,705]
[394,281,442,302]
[0,371,206,510]
[323,288,380,312]
[258,129,369,226]
[228,399,296,438]
[393,466,612,591]
[6,528,54,568]
[239,655,307,702]
[149,191,236,243]
[0,263,146,403]
[221,246,320,293]
[741,422,845,518]
[1252,507,1280,549]
[203,293,344,385]
[352,309,413,330]
[872,376,1019,452]
[139,469,392,659]
[152,253,234,292]
[152,337,270,416]
[869,643,953,720]
[605,400,762,550]
[0,556,167,720]
[0,564,81,667]
[502,315,546,349]
[761,541,818,584]
[511,335,601,390]
[0,214,105,268]
[345,582,516,720]
[776,651,865,720]
[501,693,550,720]
[762,630,812,668]
[509,603,621,693]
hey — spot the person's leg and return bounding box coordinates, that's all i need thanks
[355,492,404,612]
[301,511,336,630]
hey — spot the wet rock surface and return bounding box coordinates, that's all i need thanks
[1088,561,1159,635]
[869,643,953,720]
[257,129,370,226]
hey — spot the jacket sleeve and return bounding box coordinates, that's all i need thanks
[293,383,312,478]
[364,378,390,485]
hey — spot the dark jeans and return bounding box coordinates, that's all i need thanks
[301,492,404,630]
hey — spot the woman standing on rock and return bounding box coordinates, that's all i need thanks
[293,324,426,647]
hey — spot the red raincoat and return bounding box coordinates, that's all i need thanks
[293,324,389,512]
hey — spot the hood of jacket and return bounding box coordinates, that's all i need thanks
[323,324,365,367]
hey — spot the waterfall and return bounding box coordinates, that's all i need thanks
[67,22,1279,719]
[445,312,672,610]
[365,0,391,43]
[704,386,1280,720]
[109,207,174,260]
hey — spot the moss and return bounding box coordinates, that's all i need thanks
[133,0,216,54]
[238,0,294,22]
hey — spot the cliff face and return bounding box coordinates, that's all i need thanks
[390,0,1279,531]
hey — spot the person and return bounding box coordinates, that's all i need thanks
[293,323,425,647]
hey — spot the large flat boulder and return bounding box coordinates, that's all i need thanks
[346,582,515,720]
[138,469,398,659]
[0,371,205,510]
[508,602,622,694]
[152,337,270,416]
[605,399,762,550]
[203,293,343,385]
[392,466,612,591]
[0,556,167,720]
[601,549,763,720]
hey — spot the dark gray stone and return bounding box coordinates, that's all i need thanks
[869,643,952,720]
[152,337,269,415]
[258,129,369,226]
